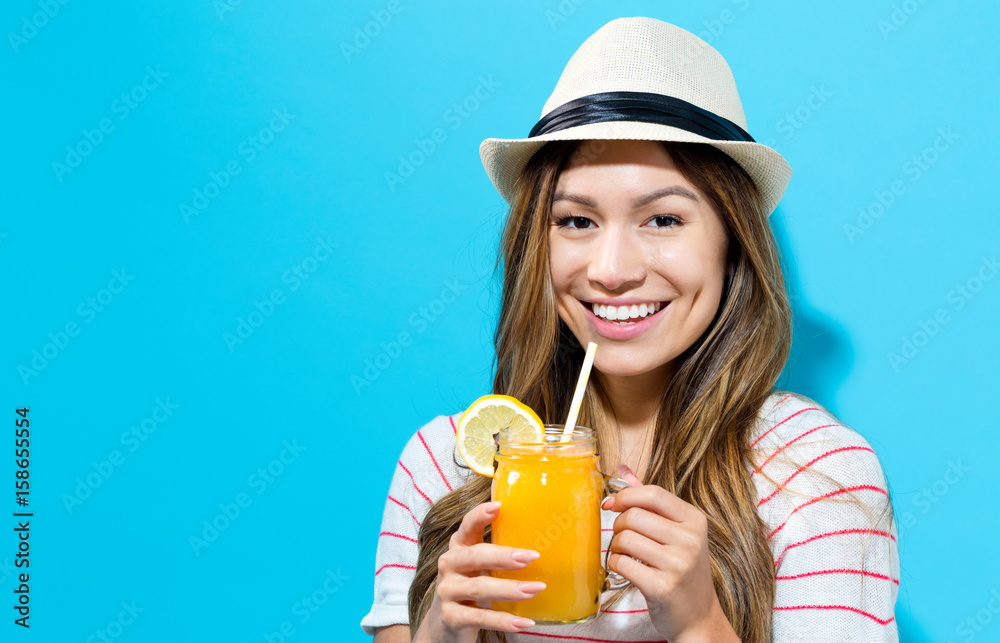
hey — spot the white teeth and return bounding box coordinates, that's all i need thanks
[590,301,664,321]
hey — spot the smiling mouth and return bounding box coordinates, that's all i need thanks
[583,300,668,325]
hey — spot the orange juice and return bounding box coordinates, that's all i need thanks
[492,426,605,624]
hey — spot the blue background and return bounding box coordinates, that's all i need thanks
[1,0,997,641]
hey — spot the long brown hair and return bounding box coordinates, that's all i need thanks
[409,140,791,642]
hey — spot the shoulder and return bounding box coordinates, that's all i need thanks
[394,412,473,503]
[750,392,857,452]
[749,392,889,536]
[750,391,884,475]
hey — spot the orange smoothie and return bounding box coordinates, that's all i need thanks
[491,430,605,623]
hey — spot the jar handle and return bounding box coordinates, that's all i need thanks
[602,475,632,591]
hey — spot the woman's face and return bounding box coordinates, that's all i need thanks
[548,140,730,380]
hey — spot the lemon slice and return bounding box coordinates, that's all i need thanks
[456,395,544,477]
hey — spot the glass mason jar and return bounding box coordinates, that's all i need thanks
[491,425,628,624]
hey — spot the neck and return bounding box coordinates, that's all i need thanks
[596,364,672,429]
[594,364,673,478]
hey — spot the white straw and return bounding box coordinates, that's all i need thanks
[561,342,597,441]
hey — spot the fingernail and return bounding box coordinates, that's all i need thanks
[512,617,535,629]
[486,501,501,511]
[601,497,613,510]
[519,581,546,594]
[512,550,540,564]
[617,464,632,477]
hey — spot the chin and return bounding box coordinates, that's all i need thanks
[596,354,675,379]
[599,366,655,378]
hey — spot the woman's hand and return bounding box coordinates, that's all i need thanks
[413,501,544,643]
[603,467,738,643]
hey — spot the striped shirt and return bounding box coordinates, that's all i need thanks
[360,392,899,641]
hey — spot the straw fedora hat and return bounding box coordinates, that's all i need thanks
[479,17,792,216]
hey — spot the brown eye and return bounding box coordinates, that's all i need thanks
[556,216,595,229]
[649,215,681,228]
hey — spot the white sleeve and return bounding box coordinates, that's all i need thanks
[360,415,465,635]
[752,397,899,642]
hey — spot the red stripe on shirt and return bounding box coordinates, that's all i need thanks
[418,430,454,491]
[449,415,458,435]
[767,485,889,540]
[773,604,895,626]
[375,563,417,576]
[752,427,820,477]
[751,423,845,477]
[520,633,667,643]
[388,495,421,527]
[772,393,794,410]
[750,407,821,449]
[757,445,874,506]
[379,531,419,544]
[776,568,900,585]
[398,461,434,505]
[774,528,896,569]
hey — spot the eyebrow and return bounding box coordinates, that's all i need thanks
[633,186,700,207]
[551,185,700,209]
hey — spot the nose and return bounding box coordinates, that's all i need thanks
[586,228,645,293]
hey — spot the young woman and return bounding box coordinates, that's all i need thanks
[362,18,898,643]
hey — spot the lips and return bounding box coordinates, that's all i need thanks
[579,298,670,340]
